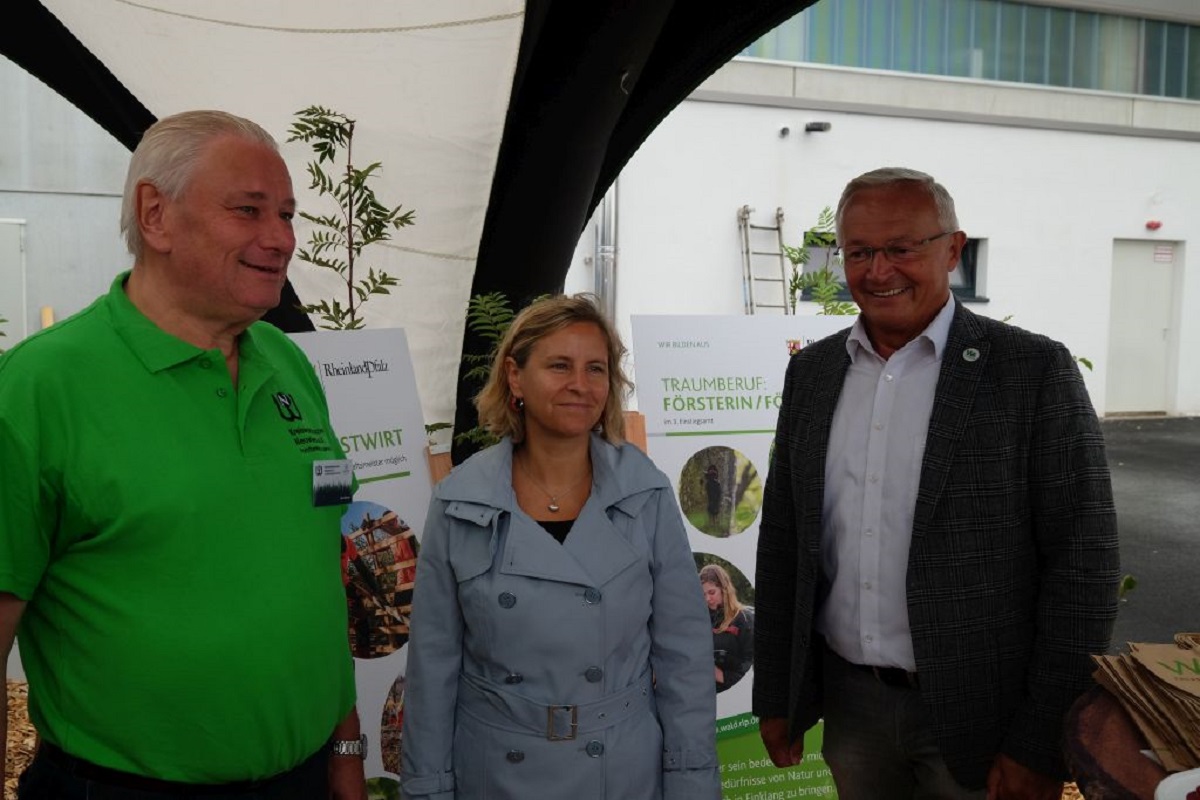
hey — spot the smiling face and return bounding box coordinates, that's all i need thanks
[840,184,964,358]
[146,134,296,330]
[702,581,724,611]
[506,321,611,444]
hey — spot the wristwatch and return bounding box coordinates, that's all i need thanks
[331,734,368,759]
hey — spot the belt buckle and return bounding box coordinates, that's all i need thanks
[546,705,578,741]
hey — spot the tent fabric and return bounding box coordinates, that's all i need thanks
[7,0,816,456]
[32,0,526,433]
[2,0,154,151]
[455,0,817,460]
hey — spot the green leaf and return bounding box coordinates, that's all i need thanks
[814,205,836,233]
[454,426,500,449]
[781,243,808,267]
[466,292,517,345]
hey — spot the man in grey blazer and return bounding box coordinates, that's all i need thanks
[753,168,1119,799]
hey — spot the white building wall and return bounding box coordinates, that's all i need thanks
[569,66,1200,416]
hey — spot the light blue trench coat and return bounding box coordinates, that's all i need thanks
[400,435,720,800]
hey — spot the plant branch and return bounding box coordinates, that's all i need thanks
[286,106,414,331]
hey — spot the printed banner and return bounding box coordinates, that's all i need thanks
[632,314,851,799]
[291,328,432,795]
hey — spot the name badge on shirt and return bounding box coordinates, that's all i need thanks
[313,459,354,506]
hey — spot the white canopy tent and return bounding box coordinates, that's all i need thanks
[40,0,524,429]
[11,0,815,448]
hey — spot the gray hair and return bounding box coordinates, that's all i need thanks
[834,167,959,240]
[120,110,280,259]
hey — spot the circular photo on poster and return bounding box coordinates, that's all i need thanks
[380,673,405,775]
[693,554,755,694]
[341,500,420,659]
[678,446,763,537]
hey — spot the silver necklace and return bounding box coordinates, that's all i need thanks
[516,454,591,513]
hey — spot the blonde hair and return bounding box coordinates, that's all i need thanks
[700,563,745,632]
[121,110,280,259]
[474,294,631,444]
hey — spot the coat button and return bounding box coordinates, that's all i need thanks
[585,740,604,757]
[506,750,525,763]
[583,588,602,604]
[584,666,603,683]
[505,672,524,684]
[498,592,517,608]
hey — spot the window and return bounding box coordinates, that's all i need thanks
[743,0,1200,102]
[950,238,984,300]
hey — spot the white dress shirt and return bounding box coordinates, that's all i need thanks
[815,296,955,671]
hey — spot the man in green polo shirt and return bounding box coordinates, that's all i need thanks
[0,111,366,799]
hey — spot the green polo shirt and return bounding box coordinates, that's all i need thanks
[0,272,355,782]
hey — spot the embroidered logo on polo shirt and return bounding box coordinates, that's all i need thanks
[273,392,303,422]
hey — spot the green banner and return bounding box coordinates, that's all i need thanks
[716,715,836,799]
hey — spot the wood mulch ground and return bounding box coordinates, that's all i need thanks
[3,679,1088,799]
[4,682,34,800]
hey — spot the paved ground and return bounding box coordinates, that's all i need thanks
[1104,416,1200,651]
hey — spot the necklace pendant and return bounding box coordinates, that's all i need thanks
[547,500,560,513]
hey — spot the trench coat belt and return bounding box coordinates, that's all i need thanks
[458,669,654,741]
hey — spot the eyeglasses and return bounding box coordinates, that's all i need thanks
[836,230,957,267]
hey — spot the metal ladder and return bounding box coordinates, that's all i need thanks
[738,205,791,314]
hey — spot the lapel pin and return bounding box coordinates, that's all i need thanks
[963,348,980,362]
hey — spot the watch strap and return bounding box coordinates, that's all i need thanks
[330,734,368,759]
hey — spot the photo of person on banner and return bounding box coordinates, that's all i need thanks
[400,294,720,800]
[678,446,764,537]
[699,562,754,694]
[753,167,1120,800]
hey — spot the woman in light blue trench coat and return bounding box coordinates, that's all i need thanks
[400,296,720,800]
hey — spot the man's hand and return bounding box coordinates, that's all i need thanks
[328,752,367,800]
[986,753,1061,800]
[759,716,804,768]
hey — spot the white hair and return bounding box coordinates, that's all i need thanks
[120,110,279,258]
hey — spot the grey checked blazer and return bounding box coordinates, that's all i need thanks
[752,302,1120,789]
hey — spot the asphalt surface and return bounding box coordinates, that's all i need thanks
[1104,416,1200,651]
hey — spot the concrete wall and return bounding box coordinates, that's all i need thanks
[696,59,1200,140]
[568,63,1200,416]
